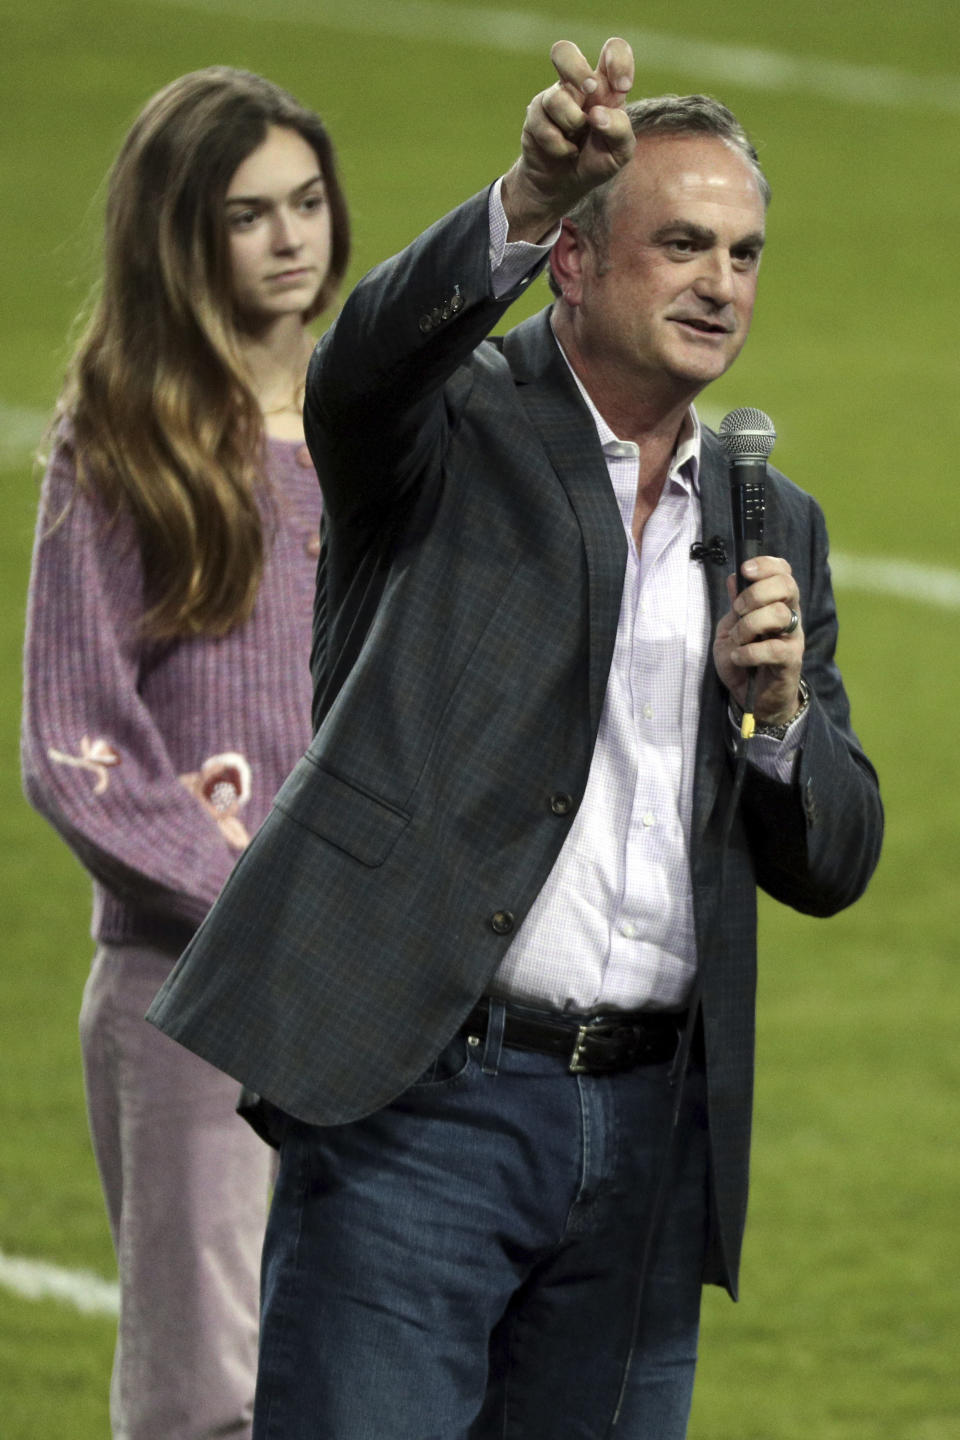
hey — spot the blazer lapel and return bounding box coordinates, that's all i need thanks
[698,428,736,628]
[499,319,764,843]
[502,312,627,738]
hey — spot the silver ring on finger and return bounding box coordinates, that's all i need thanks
[781,607,800,637]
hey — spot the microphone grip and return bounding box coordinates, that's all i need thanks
[730,455,766,593]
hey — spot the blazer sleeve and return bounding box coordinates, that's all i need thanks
[20,441,237,927]
[739,490,883,916]
[304,186,547,535]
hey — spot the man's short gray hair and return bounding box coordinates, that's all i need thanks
[547,95,770,298]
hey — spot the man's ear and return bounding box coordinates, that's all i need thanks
[549,219,587,306]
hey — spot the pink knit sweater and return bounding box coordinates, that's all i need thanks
[21,435,322,948]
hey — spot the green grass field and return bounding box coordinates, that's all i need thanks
[2,1,958,1435]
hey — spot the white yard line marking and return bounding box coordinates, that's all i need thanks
[0,1248,118,1317]
[0,402,47,466]
[147,0,960,115]
[830,552,960,610]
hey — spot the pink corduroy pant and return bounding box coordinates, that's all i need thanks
[80,942,274,1440]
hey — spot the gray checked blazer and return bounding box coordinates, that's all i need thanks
[149,187,883,1294]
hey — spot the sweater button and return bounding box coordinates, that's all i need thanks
[550,792,573,816]
[489,910,515,936]
[295,444,314,469]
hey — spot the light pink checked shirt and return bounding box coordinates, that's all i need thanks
[486,182,802,1013]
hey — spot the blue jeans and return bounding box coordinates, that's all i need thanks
[254,1006,709,1439]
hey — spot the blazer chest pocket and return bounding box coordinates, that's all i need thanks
[273,755,410,868]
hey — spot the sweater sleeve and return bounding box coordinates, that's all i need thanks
[21,441,238,929]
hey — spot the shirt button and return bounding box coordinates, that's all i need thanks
[642,703,654,720]
[620,921,638,939]
[490,910,515,936]
[549,792,573,816]
[295,444,314,469]
[642,812,656,828]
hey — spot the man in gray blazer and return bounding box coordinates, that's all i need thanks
[150,36,882,1439]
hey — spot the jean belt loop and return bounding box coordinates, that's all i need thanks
[481,1000,507,1075]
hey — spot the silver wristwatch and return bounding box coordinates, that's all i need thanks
[732,677,810,740]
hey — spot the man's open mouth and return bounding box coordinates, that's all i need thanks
[673,317,730,335]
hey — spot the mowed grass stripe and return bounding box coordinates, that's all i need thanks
[145,0,960,114]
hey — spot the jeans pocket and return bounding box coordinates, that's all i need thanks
[411,1032,473,1089]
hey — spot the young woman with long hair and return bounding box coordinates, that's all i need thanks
[21,68,349,1438]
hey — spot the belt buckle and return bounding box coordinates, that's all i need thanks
[569,1024,593,1074]
[568,1020,623,1074]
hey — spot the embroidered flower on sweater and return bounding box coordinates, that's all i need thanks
[48,736,121,795]
[179,751,252,851]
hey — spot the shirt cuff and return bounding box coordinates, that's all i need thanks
[728,706,810,784]
[488,177,561,300]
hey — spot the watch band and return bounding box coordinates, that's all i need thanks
[731,677,810,740]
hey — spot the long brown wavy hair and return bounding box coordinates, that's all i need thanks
[59,68,350,638]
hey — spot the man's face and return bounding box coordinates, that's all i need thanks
[571,133,767,397]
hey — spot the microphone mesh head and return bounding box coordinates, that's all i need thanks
[718,407,776,460]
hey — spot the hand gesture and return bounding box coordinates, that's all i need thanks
[502,37,635,242]
[713,556,806,725]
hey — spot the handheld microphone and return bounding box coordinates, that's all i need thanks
[718,407,776,592]
[718,407,777,738]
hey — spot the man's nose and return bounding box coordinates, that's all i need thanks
[693,251,734,305]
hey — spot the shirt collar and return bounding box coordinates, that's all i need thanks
[551,325,702,494]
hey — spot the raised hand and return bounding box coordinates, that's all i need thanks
[501,37,635,243]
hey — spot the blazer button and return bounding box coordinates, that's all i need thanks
[418,314,433,334]
[550,792,573,816]
[490,910,515,936]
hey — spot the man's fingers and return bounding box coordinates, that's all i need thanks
[508,36,636,235]
[734,608,804,649]
[539,82,592,142]
[584,104,636,165]
[523,94,580,163]
[733,558,798,614]
[738,555,794,584]
[549,39,597,93]
[550,37,634,104]
[542,38,635,167]
[597,36,634,94]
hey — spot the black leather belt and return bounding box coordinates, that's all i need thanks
[463,1000,686,1075]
